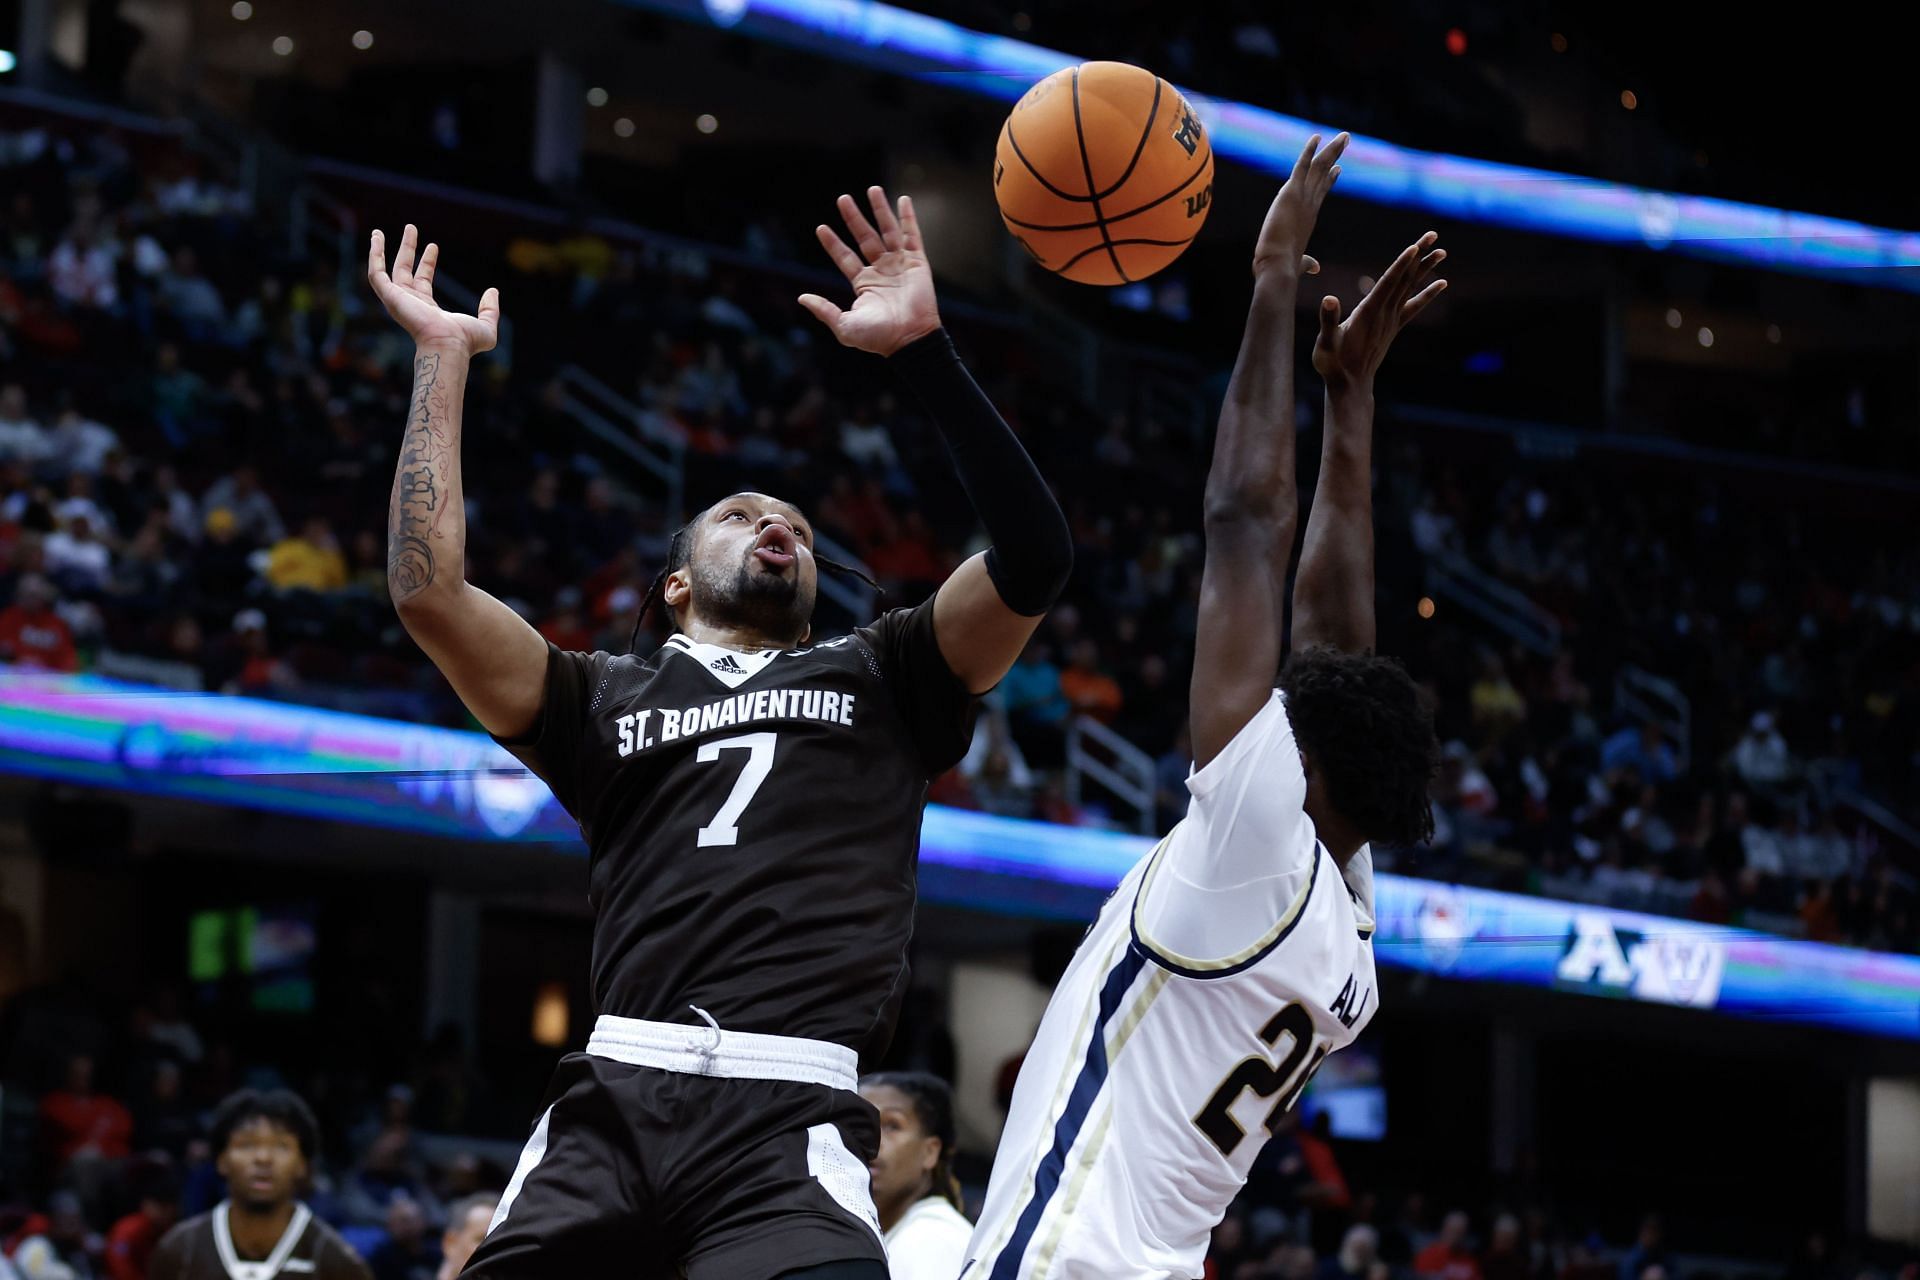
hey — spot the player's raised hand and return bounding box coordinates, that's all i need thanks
[798,186,942,357]
[1252,132,1350,280]
[1313,231,1447,391]
[368,224,501,357]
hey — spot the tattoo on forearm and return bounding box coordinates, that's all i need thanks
[387,353,455,602]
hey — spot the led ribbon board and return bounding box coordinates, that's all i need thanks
[621,0,1920,291]
[4,667,1917,1039]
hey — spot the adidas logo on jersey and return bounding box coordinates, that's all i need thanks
[710,654,746,675]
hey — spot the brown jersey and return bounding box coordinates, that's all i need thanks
[147,1202,371,1280]
[494,596,975,1060]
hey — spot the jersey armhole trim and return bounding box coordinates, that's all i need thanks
[1128,837,1323,980]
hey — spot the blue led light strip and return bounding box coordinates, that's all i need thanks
[626,0,1920,291]
[4,666,1918,1041]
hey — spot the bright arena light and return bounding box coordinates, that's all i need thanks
[1666,308,1683,329]
[352,30,374,49]
[587,86,610,107]
[231,1,252,18]
[0,50,15,75]
[272,35,294,55]
[695,113,719,133]
[613,117,636,137]
[1698,326,1715,347]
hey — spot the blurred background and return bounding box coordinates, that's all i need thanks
[0,0,1917,1277]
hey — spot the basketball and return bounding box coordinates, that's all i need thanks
[993,61,1214,285]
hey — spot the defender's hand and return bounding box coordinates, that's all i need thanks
[799,186,942,357]
[368,224,500,356]
[1252,132,1349,280]
[1313,231,1447,391]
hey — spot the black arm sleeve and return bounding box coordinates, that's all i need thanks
[888,327,1073,616]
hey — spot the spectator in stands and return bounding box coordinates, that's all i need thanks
[1469,652,1527,740]
[1414,1211,1482,1280]
[132,1060,196,1165]
[44,513,112,596]
[838,400,900,473]
[1318,1225,1380,1280]
[9,1191,100,1280]
[266,517,348,594]
[1601,721,1680,785]
[1479,1213,1526,1280]
[39,1052,133,1210]
[146,466,199,545]
[363,1198,436,1280]
[868,511,946,592]
[1617,1215,1667,1280]
[434,1195,498,1280]
[148,345,209,446]
[45,400,120,477]
[0,574,78,670]
[0,383,49,464]
[1000,639,1071,765]
[104,1171,179,1280]
[1060,638,1123,726]
[339,1121,441,1232]
[1732,711,1796,794]
[200,465,284,547]
[192,510,257,613]
[48,221,118,311]
[155,248,228,341]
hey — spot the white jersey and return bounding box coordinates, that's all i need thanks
[965,692,1378,1280]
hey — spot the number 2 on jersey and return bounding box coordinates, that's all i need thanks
[695,732,777,847]
[1193,1002,1330,1159]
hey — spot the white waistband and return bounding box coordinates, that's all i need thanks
[586,1013,859,1092]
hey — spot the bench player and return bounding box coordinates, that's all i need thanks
[965,133,1444,1279]
[366,185,1070,1279]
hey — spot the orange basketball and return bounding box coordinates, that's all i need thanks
[993,61,1214,286]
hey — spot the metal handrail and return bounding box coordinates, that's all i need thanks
[1066,714,1158,834]
[1613,664,1692,770]
[1423,549,1562,655]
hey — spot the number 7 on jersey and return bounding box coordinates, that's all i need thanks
[695,732,778,847]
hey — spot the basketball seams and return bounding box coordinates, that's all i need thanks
[1069,67,1131,284]
[1001,144,1214,232]
[1090,74,1164,202]
[1057,233,1202,274]
[1005,122,1098,205]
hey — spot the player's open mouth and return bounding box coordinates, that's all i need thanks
[753,527,797,568]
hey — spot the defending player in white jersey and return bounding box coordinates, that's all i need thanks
[965,133,1446,1280]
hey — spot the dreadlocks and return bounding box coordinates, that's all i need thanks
[628,504,881,654]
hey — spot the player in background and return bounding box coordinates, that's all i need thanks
[366,185,1070,1280]
[964,133,1444,1279]
[858,1073,971,1279]
[148,1089,372,1280]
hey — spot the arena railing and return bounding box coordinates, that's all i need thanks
[1421,548,1563,656]
[1065,714,1157,835]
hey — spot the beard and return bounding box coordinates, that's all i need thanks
[689,552,815,643]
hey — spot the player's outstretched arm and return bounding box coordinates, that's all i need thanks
[1190,133,1346,769]
[1292,232,1447,653]
[368,225,548,739]
[800,186,1071,694]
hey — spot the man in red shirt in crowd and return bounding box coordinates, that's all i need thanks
[106,1173,180,1280]
[39,1052,133,1174]
[0,574,78,671]
[1415,1210,1485,1280]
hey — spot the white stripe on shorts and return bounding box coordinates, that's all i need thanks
[488,1104,553,1235]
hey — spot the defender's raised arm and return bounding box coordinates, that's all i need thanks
[1189,133,1347,768]
[1291,231,1447,654]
